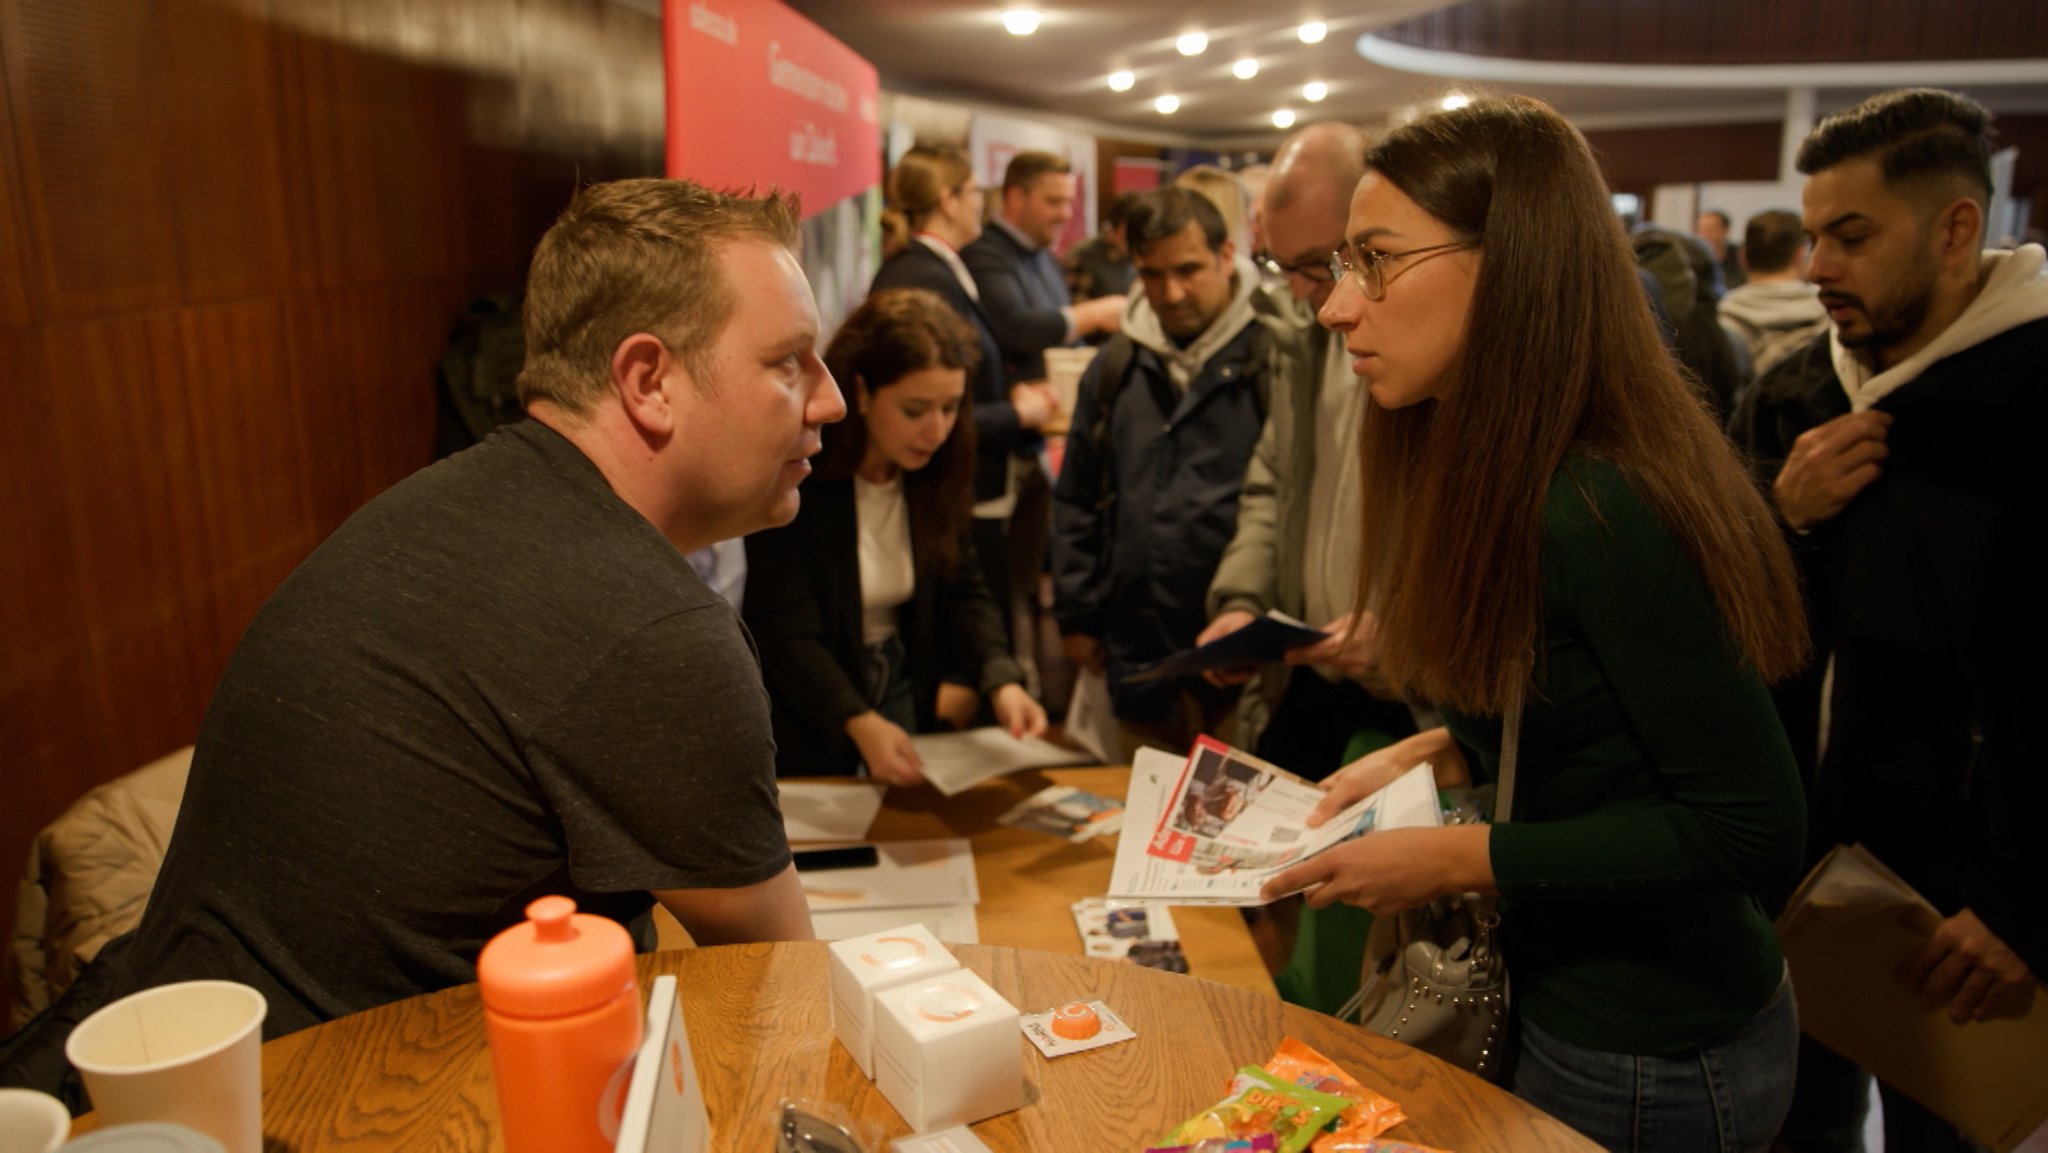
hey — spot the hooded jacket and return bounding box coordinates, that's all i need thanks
[1730,244,2048,974]
[1051,258,1274,722]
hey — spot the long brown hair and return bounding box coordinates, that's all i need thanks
[816,289,979,578]
[1352,97,1807,714]
[887,145,972,232]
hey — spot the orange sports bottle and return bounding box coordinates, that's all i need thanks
[478,895,643,1153]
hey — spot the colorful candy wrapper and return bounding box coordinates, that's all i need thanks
[1314,1142,1453,1153]
[1143,1136,1281,1153]
[1162,1065,1353,1153]
[1261,1037,1407,1148]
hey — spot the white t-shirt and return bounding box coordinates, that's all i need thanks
[1301,345,1366,679]
[856,473,916,646]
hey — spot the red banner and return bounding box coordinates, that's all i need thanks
[662,1,881,219]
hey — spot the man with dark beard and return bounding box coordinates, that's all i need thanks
[1731,88,2048,1152]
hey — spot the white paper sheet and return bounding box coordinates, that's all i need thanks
[1062,667,1119,765]
[779,781,887,842]
[810,903,981,945]
[909,728,1091,796]
[797,838,981,910]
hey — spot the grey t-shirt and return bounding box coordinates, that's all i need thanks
[117,420,790,1037]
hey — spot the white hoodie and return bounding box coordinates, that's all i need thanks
[1834,243,2048,412]
[1119,255,1262,393]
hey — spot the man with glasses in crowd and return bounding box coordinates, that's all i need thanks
[1051,187,1277,758]
[1198,122,1419,781]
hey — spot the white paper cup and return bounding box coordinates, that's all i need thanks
[65,981,266,1153]
[0,1087,71,1153]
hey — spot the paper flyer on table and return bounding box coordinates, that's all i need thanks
[797,838,980,910]
[779,780,887,842]
[1107,740,1440,905]
[810,903,981,945]
[1063,667,1119,765]
[910,727,1093,796]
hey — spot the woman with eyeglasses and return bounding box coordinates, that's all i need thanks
[744,289,1047,785]
[1258,97,1810,1150]
[872,145,1055,516]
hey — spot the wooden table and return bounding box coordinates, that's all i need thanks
[235,942,1594,1151]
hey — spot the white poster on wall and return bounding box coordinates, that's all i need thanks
[967,111,1098,255]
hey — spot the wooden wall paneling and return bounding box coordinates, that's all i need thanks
[1568,0,1619,64]
[0,0,42,328]
[175,298,320,676]
[281,284,440,540]
[6,0,184,320]
[162,0,290,306]
[42,312,223,765]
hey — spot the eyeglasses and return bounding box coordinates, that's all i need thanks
[1253,248,1338,286]
[1329,239,1479,301]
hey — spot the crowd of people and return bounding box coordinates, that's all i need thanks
[4,82,2040,1153]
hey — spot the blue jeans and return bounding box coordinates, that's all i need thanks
[1511,970,1798,1152]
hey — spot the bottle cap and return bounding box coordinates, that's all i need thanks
[477,896,636,1019]
[1050,1001,1101,1040]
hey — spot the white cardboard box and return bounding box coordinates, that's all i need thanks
[872,970,1023,1131]
[827,924,960,1077]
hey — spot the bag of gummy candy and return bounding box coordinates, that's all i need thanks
[1260,1037,1407,1149]
[1160,1065,1353,1153]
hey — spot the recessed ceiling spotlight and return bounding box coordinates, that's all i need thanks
[1001,8,1041,36]
[1298,21,1327,44]
[1107,69,1135,92]
[1441,93,1472,110]
[1176,32,1208,56]
[1303,81,1328,102]
[1156,94,1181,114]
[1273,109,1297,129]
[1233,57,1259,80]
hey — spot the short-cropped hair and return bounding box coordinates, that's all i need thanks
[1125,187,1228,254]
[1003,150,1071,193]
[1743,210,1807,274]
[518,179,801,414]
[1796,88,1994,207]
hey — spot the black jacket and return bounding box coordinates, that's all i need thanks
[1051,323,1269,723]
[870,243,1016,503]
[742,478,1022,776]
[1730,319,2048,972]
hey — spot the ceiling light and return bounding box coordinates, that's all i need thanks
[1303,81,1328,102]
[1233,57,1259,80]
[1155,94,1181,114]
[1107,69,1135,92]
[1176,32,1208,56]
[1441,93,1471,110]
[1001,8,1041,35]
[1272,109,1296,129]
[1298,21,1327,44]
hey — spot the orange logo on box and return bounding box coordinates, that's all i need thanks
[910,984,981,1023]
[861,936,929,970]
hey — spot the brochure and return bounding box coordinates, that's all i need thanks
[1107,738,1439,905]
[1122,610,1327,684]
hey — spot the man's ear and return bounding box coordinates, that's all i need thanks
[1936,196,1984,268]
[610,333,676,437]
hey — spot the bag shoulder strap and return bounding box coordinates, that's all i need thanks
[1495,673,1524,825]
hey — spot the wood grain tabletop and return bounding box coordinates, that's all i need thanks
[239,942,1596,1152]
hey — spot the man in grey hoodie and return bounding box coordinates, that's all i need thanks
[1718,208,1828,386]
[1051,187,1276,757]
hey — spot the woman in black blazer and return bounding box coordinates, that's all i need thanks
[869,145,1054,506]
[743,289,1047,783]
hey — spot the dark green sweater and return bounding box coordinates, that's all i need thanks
[1444,459,1804,1056]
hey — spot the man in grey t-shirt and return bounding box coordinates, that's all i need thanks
[5,182,842,1076]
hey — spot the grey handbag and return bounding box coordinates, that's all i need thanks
[1339,677,1522,1079]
